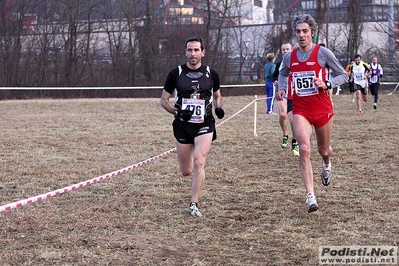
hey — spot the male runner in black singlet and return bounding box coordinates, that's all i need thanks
[160,37,225,217]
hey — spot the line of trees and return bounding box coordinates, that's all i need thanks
[0,0,397,88]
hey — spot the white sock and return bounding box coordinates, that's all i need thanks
[322,160,331,170]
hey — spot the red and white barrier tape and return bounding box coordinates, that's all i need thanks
[0,149,176,213]
[215,97,258,128]
[0,97,258,213]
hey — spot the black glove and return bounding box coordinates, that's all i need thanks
[176,108,193,122]
[215,107,225,119]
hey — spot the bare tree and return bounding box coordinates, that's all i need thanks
[137,0,157,84]
[346,0,364,59]
[315,0,328,45]
[57,0,81,86]
[223,0,258,83]
[0,0,32,86]
[29,1,63,86]
[122,0,140,86]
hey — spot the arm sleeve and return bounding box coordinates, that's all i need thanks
[270,65,276,79]
[277,52,291,91]
[318,48,348,88]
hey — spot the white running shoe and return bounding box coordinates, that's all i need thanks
[321,160,332,186]
[306,194,319,213]
[189,202,202,217]
[292,141,299,157]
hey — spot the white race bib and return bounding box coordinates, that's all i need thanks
[182,98,205,123]
[354,72,364,82]
[369,75,378,83]
[293,71,319,97]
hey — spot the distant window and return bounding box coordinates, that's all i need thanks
[329,0,344,7]
[301,1,316,9]
[191,17,204,24]
[169,7,193,16]
[299,0,347,9]
[254,0,262,7]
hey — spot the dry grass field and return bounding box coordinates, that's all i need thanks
[0,91,398,265]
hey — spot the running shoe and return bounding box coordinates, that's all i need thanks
[374,103,377,109]
[292,141,300,157]
[281,135,288,148]
[321,160,332,186]
[189,202,202,217]
[306,194,319,213]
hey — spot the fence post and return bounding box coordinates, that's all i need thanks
[254,95,258,137]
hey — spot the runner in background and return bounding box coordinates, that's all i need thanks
[368,56,383,109]
[345,59,355,102]
[349,54,371,115]
[273,43,299,156]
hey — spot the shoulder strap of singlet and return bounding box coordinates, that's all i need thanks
[173,66,182,102]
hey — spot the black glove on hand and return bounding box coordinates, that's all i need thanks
[176,108,193,122]
[215,107,225,119]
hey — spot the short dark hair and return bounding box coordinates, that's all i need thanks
[185,37,204,51]
[354,54,361,59]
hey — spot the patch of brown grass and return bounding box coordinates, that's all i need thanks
[0,93,398,265]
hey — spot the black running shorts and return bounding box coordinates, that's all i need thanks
[348,80,355,93]
[354,84,367,95]
[173,115,217,144]
[287,99,293,113]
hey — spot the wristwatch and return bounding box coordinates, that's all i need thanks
[325,80,332,90]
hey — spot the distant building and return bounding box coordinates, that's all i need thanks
[273,0,399,24]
